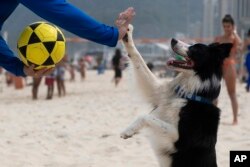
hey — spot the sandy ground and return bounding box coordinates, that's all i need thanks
[0,70,249,167]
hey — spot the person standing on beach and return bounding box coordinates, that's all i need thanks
[243,29,250,92]
[78,57,86,80]
[112,49,123,87]
[69,63,76,82]
[0,1,135,78]
[55,63,66,97]
[214,14,242,125]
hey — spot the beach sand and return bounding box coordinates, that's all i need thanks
[0,70,249,167]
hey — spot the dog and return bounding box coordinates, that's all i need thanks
[120,25,232,167]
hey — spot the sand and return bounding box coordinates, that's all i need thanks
[0,70,249,167]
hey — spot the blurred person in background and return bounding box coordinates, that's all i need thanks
[243,29,250,92]
[112,49,123,87]
[55,63,66,97]
[214,14,242,125]
[78,57,86,80]
[69,63,76,82]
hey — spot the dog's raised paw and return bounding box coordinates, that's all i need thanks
[122,24,134,44]
[120,129,136,139]
[120,133,132,139]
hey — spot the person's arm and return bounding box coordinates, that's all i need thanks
[233,34,243,58]
[0,36,26,76]
[20,0,119,47]
[233,29,243,47]
[0,36,54,77]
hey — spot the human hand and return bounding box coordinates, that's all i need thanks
[23,64,54,78]
[233,26,238,35]
[233,26,241,39]
[116,7,136,40]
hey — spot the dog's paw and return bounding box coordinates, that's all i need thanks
[122,24,134,44]
[120,129,136,139]
[127,24,134,34]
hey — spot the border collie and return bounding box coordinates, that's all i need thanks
[120,25,232,167]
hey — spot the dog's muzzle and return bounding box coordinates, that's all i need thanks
[171,38,190,57]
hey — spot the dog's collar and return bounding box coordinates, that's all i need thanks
[174,86,213,105]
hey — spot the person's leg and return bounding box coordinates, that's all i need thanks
[83,70,86,79]
[115,77,120,87]
[61,80,66,96]
[32,77,42,100]
[114,69,122,87]
[58,79,65,96]
[47,86,51,99]
[49,85,54,99]
[118,71,122,86]
[51,83,54,99]
[223,64,238,125]
[56,77,61,97]
[70,71,73,81]
[46,85,50,99]
[80,69,84,80]
[246,69,250,92]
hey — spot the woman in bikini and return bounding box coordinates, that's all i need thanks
[214,14,242,125]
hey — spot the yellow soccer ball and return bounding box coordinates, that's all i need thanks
[17,22,66,70]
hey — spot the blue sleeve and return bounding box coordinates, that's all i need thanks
[0,36,26,76]
[20,0,119,47]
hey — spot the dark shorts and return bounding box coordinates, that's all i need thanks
[114,68,122,78]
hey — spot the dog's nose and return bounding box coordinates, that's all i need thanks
[171,38,178,48]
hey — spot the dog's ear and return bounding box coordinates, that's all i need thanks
[209,43,233,59]
[208,42,220,47]
[217,43,233,58]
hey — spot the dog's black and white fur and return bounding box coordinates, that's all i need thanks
[120,25,232,167]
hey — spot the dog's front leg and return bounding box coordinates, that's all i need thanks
[122,25,160,105]
[120,116,145,139]
[120,115,177,140]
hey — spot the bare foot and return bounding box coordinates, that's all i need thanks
[115,7,135,40]
[232,120,238,125]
